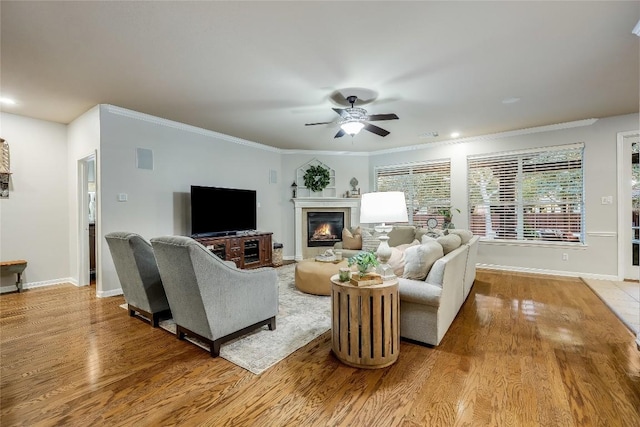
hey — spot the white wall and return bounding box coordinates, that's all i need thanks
[97,105,284,294]
[0,113,69,289]
[67,106,101,287]
[369,114,639,278]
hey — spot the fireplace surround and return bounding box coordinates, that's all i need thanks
[292,198,360,260]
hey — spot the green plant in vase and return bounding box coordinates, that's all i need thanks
[437,207,461,229]
[348,251,379,278]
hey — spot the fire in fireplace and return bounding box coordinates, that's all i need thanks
[307,212,344,247]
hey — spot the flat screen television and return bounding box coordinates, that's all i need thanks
[190,185,257,237]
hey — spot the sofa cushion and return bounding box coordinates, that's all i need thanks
[388,225,416,247]
[342,227,362,250]
[398,278,442,307]
[437,234,462,254]
[402,241,444,281]
[388,240,420,276]
[448,229,473,244]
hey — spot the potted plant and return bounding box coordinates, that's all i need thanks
[437,207,461,229]
[348,251,379,278]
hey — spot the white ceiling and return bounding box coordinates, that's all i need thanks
[1,1,639,152]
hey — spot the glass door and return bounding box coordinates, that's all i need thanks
[622,132,640,280]
[632,143,639,274]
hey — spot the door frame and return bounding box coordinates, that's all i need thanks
[77,152,97,289]
[616,130,640,280]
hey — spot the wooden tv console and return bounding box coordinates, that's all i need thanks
[194,232,273,269]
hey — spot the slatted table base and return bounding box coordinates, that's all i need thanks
[330,275,399,369]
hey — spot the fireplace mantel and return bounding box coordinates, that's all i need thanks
[292,198,360,261]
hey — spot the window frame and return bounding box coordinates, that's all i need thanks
[467,143,585,245]
[374,159,452,229]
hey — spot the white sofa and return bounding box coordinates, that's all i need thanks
[398,235,479,346]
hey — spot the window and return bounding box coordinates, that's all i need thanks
[375,160,451,228]
[467,143,584,243]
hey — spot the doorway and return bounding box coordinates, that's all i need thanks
[617,130,640,280]
[78,153,97,289]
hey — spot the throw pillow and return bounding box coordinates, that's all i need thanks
[388,239,420,277]
[402,241,444,281]
[395,239,420,252]
[448,229,473,244]
[360,227,380,252]
[421,229,444,239]
[387,247,406,277]
[342,227,362,250]
[387,226,416,247]
[437,234,462,254]
[421,235,438,244]
[414,227,430,243]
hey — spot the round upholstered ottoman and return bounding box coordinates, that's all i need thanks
[295,259,350,296]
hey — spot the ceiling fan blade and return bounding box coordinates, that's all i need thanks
[305,121,333,126]
[367,113,399,121]
[364,123,390,137]
[334,129,346,138]
[332,108,349,118]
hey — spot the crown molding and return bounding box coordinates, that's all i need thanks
[103,105,600,156]
[370,118,599,155]
[103,104,281,153]
[280,148,369,156]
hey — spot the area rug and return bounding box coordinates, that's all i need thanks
[121,263,331,375]
[581,277,639,335]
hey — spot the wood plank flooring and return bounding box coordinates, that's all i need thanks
[1,270,639,426]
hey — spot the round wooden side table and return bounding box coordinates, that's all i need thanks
[330,274,399,369]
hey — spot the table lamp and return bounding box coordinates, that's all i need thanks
[359,191,409,280]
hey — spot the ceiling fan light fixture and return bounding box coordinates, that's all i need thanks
[340,120,365,136]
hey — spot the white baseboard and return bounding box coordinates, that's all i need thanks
[283,255,296,261]
[0,277,77,294]
[0,277,123,298]
[97,288,123,298]
[476,263,619,281]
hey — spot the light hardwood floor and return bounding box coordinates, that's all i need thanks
[1,270,639,426]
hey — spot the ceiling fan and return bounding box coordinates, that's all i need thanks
[305,95,399,138]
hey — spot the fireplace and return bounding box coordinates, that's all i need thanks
[292,198,360,261]
[307,212,344,247]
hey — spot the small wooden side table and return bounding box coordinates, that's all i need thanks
[330,274,399,369]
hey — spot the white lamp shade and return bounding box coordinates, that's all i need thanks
[359,191,409,224]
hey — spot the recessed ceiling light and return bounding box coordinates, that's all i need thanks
[0,97,16,105]
[502,97,521,104]
[451,132,460,138]
[419,131,439,138]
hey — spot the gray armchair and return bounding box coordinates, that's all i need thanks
[150,235,278,357]
[105,232,171,327]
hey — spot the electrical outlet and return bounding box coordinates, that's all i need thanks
[601,196,613,205]
[562,253,569,261]
[117,193,128,202]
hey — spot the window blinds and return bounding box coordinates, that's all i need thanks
[467,144,584,243]
[375,160,451,228]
